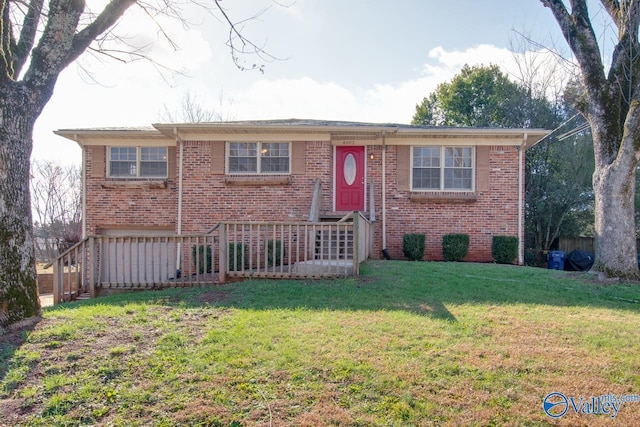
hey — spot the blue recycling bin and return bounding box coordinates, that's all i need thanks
[548,250,566,270]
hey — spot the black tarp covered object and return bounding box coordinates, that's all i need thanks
[564,249,595,271]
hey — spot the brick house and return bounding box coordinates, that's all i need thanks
[55,119,547,265]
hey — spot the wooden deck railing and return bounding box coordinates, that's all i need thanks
[52,212,371,304]
[52,237,92,304]
[53,234,220,303]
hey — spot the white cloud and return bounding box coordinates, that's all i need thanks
[226,44,524,125]
[232,77,358,120]
[428,44,514,70]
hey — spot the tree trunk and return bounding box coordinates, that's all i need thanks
[592,157,638,277]
[0,92,41,328]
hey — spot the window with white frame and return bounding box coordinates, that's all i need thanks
[412,146,473,191]
[227,142,290,174]
[109,147,168,178]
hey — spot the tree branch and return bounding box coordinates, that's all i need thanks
[13,0,47,77]
[22,0,85,98]
[602,0,621,23]
[69,0,136,69]
[213,0,284,72]
[22,0,136,110]
[540,0,607,109]
[1,0,13,80]
[608,0,640,68]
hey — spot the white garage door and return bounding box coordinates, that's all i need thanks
[100,229,177,285]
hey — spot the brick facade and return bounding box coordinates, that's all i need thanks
[180,140,332,233]
[379,145,520,261]
[65,121,541,264]
[85,145,177,235]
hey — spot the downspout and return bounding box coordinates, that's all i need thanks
[382,131,388,255]
[518,133,527,265]
[77,134,86,239]
[174,127,184,274]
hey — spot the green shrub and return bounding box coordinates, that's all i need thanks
[403,233,425,261]
[192,245,213,274]
[228,243,246,271]
[442,234,469,261]
[266,239,284,267]
[492,236,518,264]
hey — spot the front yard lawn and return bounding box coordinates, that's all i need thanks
[1,261,639,426]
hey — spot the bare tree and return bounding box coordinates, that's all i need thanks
[540,0,640,278]
[159,89,235,123]
[509,33,595,253]
[31,161,82,262]
[0,0,279,328]
[509,29,574,104]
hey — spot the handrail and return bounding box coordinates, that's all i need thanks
[205,222,221,234]
[337,212,354,223]
[52,237,92,304]
[357,210,369,223]
[309,178,322,222]
[53,237,90,263]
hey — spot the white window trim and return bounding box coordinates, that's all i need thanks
[410,146,475,192]
[107,146,168,178]
[225,141,292,175]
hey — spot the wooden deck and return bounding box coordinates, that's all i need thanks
[53,212,372,304]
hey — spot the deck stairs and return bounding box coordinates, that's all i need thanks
[315,214,363,260]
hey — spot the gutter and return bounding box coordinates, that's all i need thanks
[382,131,387,252]
[518,133,527,265]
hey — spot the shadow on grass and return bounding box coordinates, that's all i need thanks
[0,318,40,389]
[43,261,640,323]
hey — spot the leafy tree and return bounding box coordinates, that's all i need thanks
[541,0,640,277]
[0,0,274,328]
[525,116,594,250]
[411,64,595,253]
[412,64,546,127]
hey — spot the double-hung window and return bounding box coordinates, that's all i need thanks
[227,142,290,174]
[108,147,168,178]
[412,146,473,191]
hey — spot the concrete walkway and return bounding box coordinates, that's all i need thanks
[40,293,54,307]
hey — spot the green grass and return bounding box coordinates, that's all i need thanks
[1,261,640,426]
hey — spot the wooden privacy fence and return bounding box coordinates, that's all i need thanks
[53,212,372,304]
[558,237,640,254]
[557,237,595,254]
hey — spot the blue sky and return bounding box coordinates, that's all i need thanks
[36,0,587,164]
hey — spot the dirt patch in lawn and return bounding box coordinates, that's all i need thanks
[194,289,233,305]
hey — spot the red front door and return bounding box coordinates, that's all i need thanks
[335,146,365,211]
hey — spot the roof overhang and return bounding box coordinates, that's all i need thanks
[54,128,172,147]
[56,121,550,150]
[152,122,549,149]
[388,128,548,149]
